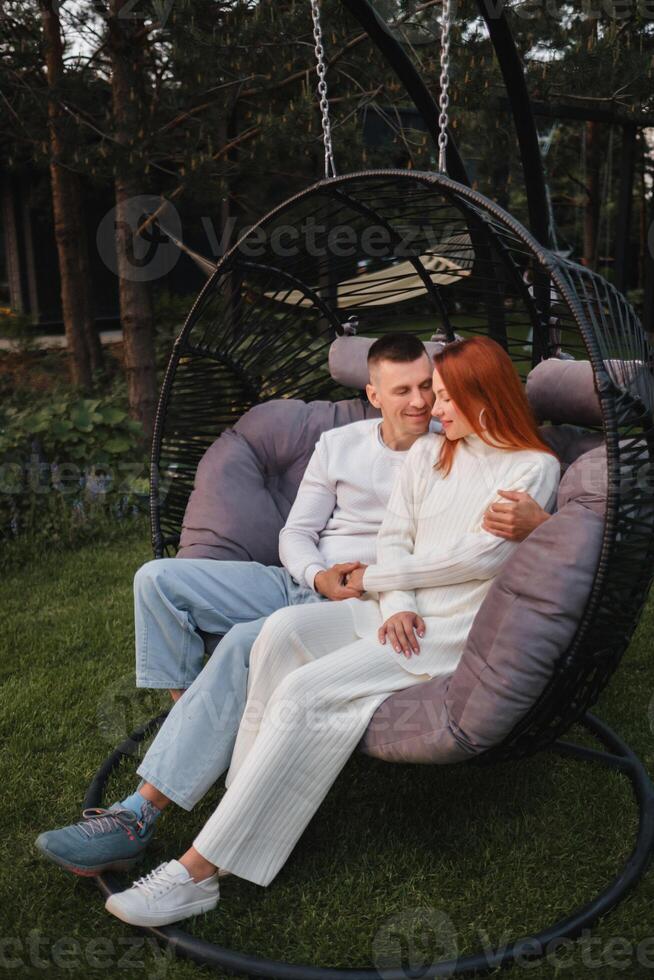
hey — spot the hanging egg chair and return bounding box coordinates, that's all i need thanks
[87,1,654,975]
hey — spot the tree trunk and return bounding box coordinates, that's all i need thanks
[82,223,106,376]
[114,182,156,438]
[614,123,637,293]
[644,187,654,335]
[582,120,601,269]
[638,135,647,295]
[107,0,157,441]
[39,0,103,388]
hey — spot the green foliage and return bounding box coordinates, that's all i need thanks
[0,386,150,547]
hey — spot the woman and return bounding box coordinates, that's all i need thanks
[104,336,561,926]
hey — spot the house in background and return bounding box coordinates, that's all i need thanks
[0,171,204,333]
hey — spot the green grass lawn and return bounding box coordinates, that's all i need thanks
[2,527,654,979]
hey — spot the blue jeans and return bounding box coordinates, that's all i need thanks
[134,558,324,809]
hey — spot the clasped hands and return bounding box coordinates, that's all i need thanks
[313,562,367,601]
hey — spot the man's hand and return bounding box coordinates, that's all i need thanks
[482,490,550,542]
[314,562,366,601]
[378,611,426,658]
[343,564,368,592]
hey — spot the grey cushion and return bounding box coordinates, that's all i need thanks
[179,343,607,565]
[359,445,606,763]
[178,404,602,567]
[526,359,601,426]
[328,335,446,390]
[538,424,603,473]
[556,444,607,517]
[526,357,652,427]
[330,339,650,434]
[178,398,380,563]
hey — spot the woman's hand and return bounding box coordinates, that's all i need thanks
[378,612,426,658]
[343,565,367,591]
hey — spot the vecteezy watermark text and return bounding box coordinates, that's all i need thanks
[0,932,172,973]
[95,196,473,281]
[0,455,175,505]
[371,908,654,976]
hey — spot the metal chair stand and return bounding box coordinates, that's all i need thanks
[84,711,654,978]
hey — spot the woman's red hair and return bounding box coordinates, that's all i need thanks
[433,336,557,476]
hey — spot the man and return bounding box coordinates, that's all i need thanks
[36,333,549,876]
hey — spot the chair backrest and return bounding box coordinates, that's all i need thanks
[177,356,605,564]
[177,397,380,564]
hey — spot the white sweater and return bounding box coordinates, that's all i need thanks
[350,431,561,676]
[278,419,411,590]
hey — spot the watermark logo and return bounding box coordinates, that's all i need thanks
[97,672,168,754]
[372,907,459,977]
[97,195,182,283]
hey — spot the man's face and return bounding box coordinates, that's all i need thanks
[366,355,435,440]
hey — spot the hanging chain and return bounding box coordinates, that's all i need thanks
[437,0,451,174]
[310,0,337,179]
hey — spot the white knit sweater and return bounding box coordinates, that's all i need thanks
[350,431,561,675]
[279,419,412,590]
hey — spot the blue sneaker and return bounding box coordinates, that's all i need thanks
[35,802,158,877]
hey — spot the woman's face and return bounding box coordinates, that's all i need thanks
[431,367,476,441]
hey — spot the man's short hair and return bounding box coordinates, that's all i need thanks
[367,333,429,374]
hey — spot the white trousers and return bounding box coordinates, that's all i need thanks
[193,601,433,887]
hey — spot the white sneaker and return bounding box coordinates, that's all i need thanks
[105,859,220,926]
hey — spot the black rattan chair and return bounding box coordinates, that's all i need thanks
[86,170,654,977]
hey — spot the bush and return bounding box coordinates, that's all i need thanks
[0,385,151,548]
